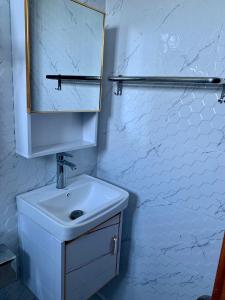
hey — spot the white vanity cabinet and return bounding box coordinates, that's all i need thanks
[19,213,123,300]
[65,215,121,299]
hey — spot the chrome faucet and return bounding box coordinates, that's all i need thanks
[56,152,77,189]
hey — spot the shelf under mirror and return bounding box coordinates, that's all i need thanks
[29,113,98,158]
[31,140,96,158]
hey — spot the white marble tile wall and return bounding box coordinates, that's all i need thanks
[0,0,98,253]
[97,0,225,299]
[2,0,225,299]
[82,0,105,11]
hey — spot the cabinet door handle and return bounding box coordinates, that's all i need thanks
[112,236,118,255]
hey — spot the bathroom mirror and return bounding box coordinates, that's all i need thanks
[26,0,105,112]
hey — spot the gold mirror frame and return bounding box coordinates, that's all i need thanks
[24,0,105,113]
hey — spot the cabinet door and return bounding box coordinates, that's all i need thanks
[65,223,120,300]
[65,252,117,300]
[66,223,119,273]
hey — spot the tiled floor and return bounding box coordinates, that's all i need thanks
[0,281,103,300]
[0,281,36,300]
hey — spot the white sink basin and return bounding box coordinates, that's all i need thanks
[17,175,129,241]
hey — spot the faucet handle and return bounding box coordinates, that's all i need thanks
[58,152,73,158]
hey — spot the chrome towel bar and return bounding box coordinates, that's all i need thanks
[108,75,225,103]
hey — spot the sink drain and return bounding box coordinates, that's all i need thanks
[69,210,84,221]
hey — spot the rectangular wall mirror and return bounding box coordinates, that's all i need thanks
[26,0,105,112]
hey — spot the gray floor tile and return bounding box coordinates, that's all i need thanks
[0,281,36,300]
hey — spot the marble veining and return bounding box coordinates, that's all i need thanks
[29,0,104,112]
[96,0,225,299]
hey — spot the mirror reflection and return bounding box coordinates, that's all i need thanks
[28,0,105,112]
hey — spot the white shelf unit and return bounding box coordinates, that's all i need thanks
[14,112,98,159]
[30,113,98,158]
[10,0,99,159]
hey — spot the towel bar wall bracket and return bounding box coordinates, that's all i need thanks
[108,76,225,104]
[218,84,225,103]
